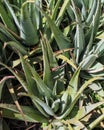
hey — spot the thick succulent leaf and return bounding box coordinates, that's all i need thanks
[80,54,97,70]
[91,0,101,38]
[51,0,61,21]
[38,7,72,55]
[88,83,104,98]
[69,119,88,130]
[51,99,60,113]
[4,0,20,30]
[60,91,70,114]
[20,1,38,46]
[56,76,102,119]
[0,23,18,42]
[67,4,75,21]
[31,96,55,116]
[87,62,104,74]
[20,54,38,96]
[28,63,52,98]
[56,0,71,26]
[32,99,49,117]
[0,103,48,123]
[86,0,97,24]
[67,67,81,101]
[0,1,17,33]
[83,27,94,58]
[94,39,104,57]
[34,0,42,29]
[6,41,27,55]
[41,36,54,89]
[81,0,86,20]
[74,102,104,120]
[71,0,85,63]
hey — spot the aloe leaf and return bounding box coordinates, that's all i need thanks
[34,0,42,29]
[88,83,104,98]
[60,91,70,114]
[86,0,97,23]
[68,119,88,130]
[32,96,55,116]
[56,0,71,26]
[20,54,39,96]
[68,67,81,101]
[38,7,72,55]
[75,102,104,120]
[0,1,17,33]
[28,63,52,98]
[0,23,18,42]
[29,3,37,31]
[81,0,86,19]
[51,99,60,113]
[4,0,20,30]
[88,62,104,74]
[0,103,48,123]
[84,27,94,58]
[51,0,61,21]
[80,54,97,70]
[0,62,28,92]
[41,36,53,89]
[6,41,27,55]
[32,99,49,117]
[91,0,101,38]
[67,4,75,21]
[57,76,102,119]
[71,0,85,63]
[94,39,104,57]
[20,1,38,46]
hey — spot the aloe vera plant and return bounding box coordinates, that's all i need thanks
[0,0,104,130]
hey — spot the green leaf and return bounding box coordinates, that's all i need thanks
[20,54,38,96]
[57,76,102,119]
[80,54,97,70]
[4,0,20,30]
[0,103,48,123]
[68,67,81,101]
[32,96,55,116]
[86,0,97,23]
[71,0,85,63]
[91,0,101,38]
[6,41,27,55]
[0,1,17,33]
[56,0,71,26]
[28,63,52,98]
[20,1,38,46]
[75,102,104,120]
[41,36,54,89]
[38,7,72,56]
